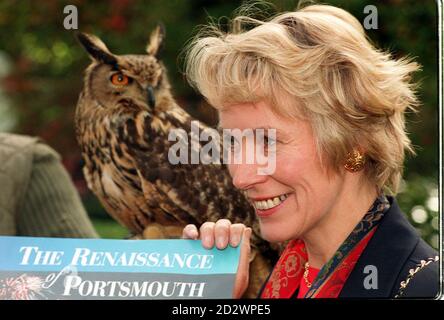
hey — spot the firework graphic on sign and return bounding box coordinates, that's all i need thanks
[0,274,50,300]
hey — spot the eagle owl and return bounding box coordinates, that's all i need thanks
[74,26,280,297]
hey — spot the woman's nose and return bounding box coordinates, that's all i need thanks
[229,163,268,190]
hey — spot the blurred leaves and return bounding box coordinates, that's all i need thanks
[398,175,439,249]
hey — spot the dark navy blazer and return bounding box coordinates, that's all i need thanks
[339,196,439,298]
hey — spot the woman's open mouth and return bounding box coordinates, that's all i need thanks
[252,193,289,217]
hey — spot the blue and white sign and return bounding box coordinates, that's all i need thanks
[0,236,240,300]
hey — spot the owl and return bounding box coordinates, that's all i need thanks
[74,26,280,297]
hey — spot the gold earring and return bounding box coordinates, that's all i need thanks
[344,150,366,172]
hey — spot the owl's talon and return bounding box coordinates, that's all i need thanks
[142,223,167,239]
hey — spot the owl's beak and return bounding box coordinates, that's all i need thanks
[147,86,156,109]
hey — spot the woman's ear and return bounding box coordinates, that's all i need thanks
[146,23,165,58]
[76,32,118,66]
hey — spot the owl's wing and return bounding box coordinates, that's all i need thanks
[111,109,199,226]
[114,106,254,228]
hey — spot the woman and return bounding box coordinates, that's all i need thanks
[182,3,439,298]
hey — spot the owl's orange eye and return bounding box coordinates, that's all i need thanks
[110,73,130,86]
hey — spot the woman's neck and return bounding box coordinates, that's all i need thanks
[302,177,379,269]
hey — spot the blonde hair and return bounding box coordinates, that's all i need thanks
[184,2,420,194]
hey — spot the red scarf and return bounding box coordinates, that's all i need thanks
[260,228,377,298]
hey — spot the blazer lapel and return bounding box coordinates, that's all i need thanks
[339,197,420,298]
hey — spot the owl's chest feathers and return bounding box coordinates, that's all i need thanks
[80,117,145,216]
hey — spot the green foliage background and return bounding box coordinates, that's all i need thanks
[0,0,439,247]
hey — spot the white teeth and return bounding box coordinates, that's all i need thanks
[254,194,288,210]
[273,197,280,206]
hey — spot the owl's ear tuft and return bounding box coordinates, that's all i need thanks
[146,23,165,58]
[76,32,118,66]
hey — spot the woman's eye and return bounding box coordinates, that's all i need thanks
[259,135,277,147]
[110,73,130,86]
[223,134,239,152]
[264,136,277,146]
[230,137,239,150]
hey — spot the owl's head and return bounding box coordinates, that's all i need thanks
[77,25,168,111]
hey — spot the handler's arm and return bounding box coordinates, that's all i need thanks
[17,142,99,238]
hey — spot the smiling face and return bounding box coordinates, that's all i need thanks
[219,100,347,243]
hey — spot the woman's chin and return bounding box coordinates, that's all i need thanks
[258,215,304,243]
[260,227,298,243]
